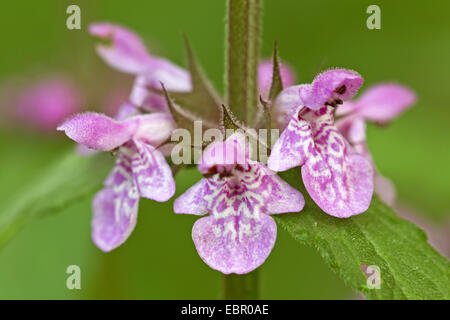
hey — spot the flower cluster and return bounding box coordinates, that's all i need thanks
[57,23,415,274]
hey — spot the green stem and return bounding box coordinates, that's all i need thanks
[223,269,260,299]
[223,0,262,299]
[225,0,262,124]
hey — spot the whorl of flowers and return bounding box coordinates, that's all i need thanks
[57,23,415,274]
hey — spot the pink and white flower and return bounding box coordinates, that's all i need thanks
[58,112,176,251]
[268,69,374,218]
[174,133,304,274]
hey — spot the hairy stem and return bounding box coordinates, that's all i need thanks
[223,270,260,299]
[225,0,261,124]
[223,0,262,299]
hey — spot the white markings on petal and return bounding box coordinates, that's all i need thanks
[131,139,175,202]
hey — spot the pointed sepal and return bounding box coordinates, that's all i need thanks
[165,35,223,125]
[161,82,216,132]
[256,42,284,130]
[268,41,284,102]
[220,104,242,132]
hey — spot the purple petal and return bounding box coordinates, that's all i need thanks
[141,57,192,92]
[156,142,176,157]
[131,140,175,202]
[132,112,176,147]
[198,132,251,174]
[268,107,314,172]
[336,115,372,162]
[270,106,374,217]
[258,165,305,214]
[353,84,416,123]
[302,150,374,218]
[89,23,152,74]
[15,76,81,131]
[199,162,304,216]
[274,85,305,129]
[114,101,138,121]
[183,160,304,273]
[173,178,211,215]
[129,75,169,113]
[302,108,373,218]
[258,59,296,99]
[57,112,137,151]
[128,65,191,113]
[335,101,358,117]
[76,144,99,157]
[192,215,277,274]
[301,68,363,110]
[92,150,140,251]
[335,114,366,145]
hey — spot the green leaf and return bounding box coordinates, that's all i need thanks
[275,168,450,299]
[225,0,262,125]
[0,151,112,250]
[166,35,223,125]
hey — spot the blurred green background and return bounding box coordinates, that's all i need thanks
[0,0,449,299]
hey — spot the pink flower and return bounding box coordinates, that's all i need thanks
[174,133,304,274]
[90,23,297,115]
[89,22,192,113]
[257,59,296,99]
[336,83,416,124]
[268,69,374,218]
[58,112,176,251]
[335,84,416,205]
[9,76,81,131]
